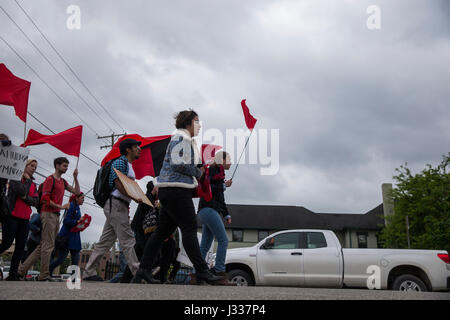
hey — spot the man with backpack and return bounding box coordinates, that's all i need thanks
[18,157,80,281]
[83,139,145,281]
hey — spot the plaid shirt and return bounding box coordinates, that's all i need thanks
[109,155,129,188]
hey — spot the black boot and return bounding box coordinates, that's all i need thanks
[195,270,224,285]
[131,268,161,284]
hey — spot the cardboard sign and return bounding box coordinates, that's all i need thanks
[113,168,153,207]
[0,144,30,181]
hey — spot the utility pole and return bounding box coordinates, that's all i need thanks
[97,133,126,149]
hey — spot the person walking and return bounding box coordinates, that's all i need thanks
[120,181,159,283]
[133,109,223,285]
[197,151,235,285]
[0,159,39,280]
[49,193,85,277]
[82,139,143,281]
[18,157,80,281]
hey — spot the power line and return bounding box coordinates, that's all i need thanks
[0,32,105,143]
[0,5,117,135]
[14,0,127,134]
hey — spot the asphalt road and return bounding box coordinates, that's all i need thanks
[1,281,449,300]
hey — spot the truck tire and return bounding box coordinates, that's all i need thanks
[228,269,254,286]
[392,274,428,292]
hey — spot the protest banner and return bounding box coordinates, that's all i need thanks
[0,144,29,181]
[112,168,153,206]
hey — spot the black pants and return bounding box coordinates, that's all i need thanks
[0,215,30,276]
[121,233,151,283]
[22,238,40,263]
[155,238,181,283]
[140,187,208,273]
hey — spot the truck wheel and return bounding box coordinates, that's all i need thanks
[228,269,254,286]
[392,274,428,292]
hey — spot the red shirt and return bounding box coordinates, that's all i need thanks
[41,175,68,213]
[11,180,38,220]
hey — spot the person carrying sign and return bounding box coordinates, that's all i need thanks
[18,157,80,281]
[82,139,143,282]
[0,159,39,280]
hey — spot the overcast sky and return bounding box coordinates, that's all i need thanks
[1,0,449,244]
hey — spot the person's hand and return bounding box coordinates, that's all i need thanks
[62,203,70,210]
[200,166,206,176]
[151,186,159,197]
[73,169,79,179]
[225,179,233,188]
[136,198,143,204]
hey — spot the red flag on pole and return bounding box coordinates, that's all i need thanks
[241,99,257,131]
[21,125,83,157]
[0,63,31,123]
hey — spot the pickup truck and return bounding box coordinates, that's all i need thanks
[225,229,450,292]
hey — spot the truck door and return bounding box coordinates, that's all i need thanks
[302,231,342,287]
[256,232,304,286]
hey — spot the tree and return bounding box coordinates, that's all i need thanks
[380,153,450,252]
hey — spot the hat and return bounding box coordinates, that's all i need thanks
[119,139,142,155]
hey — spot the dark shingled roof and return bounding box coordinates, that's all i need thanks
[197,203,385,231]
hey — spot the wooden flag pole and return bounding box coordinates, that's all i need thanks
[231,128,255,180]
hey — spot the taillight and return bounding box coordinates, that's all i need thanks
[437,254,450,264]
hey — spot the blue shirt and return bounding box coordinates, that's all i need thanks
[109,155,129,188]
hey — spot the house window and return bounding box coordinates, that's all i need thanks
[357,232,368,248]
[232,229,244,242]
[258,230,270,242]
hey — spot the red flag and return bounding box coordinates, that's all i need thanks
[22,126,83,157]
[241,99,257,131]
[201,144,222,164]
[0,64,31,122]
[101,134,171,179]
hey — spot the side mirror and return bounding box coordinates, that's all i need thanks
[262,237,274,249]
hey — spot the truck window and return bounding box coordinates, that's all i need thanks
[305,232,327,249]
[272,232,301,249]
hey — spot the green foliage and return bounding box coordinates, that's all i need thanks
[380,153,450,252]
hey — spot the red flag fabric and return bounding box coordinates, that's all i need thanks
[0,63,31,122]
[21,126,83,157]
[101,134,171,179]
[201,144,223,164]
[241,99,257,131]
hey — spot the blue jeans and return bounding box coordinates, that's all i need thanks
[198,207,228,273]
[49,248,80,276]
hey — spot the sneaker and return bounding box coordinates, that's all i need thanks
[83,275,104,282]
[194,270,224,285]
[214,272,237,286]
[5,274,21,281]
[131,268,161,284]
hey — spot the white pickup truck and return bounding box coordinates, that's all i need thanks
[225,229,450,292]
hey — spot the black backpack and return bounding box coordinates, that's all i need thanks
[93,160,113,208]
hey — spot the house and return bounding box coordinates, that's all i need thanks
[197,203,386,249]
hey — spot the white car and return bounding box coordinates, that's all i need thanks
[1,266,10,280]
[225,229,450,292]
